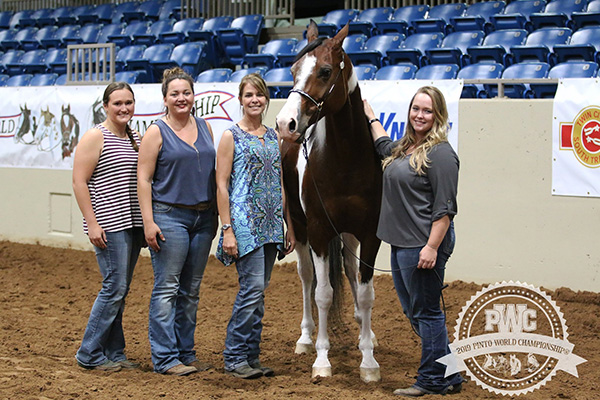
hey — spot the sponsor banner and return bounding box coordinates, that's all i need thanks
[552,79,600,197]
[0,80,462,169]
[360,80,463,152]
[0,83,241,169]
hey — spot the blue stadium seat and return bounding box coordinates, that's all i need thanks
[317,9,359,37]
[112,1,141,24]
[218,14,264,65]
[122,0,162,23]
[30,72,58,86]
[78,3,115,25]
[65,23,101,45]
[1,49,23,75]
[133,19,175,46]
[51,6,78,26]
[497,61,551,98]
[108,20,151,48]
[9,10,33,30]
[531,61,599,97]
[0,73,9,86]
[0,11,13,30]
[116,45,147,71]
[229,66,268,82]
[375,5,429,36]
[3,27,38,50]
[411,3,467,34]
[187,16,233,68]
[375,64,418,80]
[34,7,70,27]
[6,73,33,86]
[530,0,588,30]
[159,0,182,21]
[19,8,52,28]
[126,43,174,82]
[347,33,404,67]
[490,0,546,32]
[195,67,233,83]
[71,5,95,25]
[342,33,368,53]
[348,7,394,37]
[511,27,571,65]
[21,25,57,50]
[45,48,68,74]
[467,29,528,66]
[354,64,378,80]
[43,24,81,49]
[115,70,149,84]
[415,63,460,80]
[97,23,126,44]
[571,0,600,30]
[553,26,600,63]
[457,62,504,98]
[17,49,48,74]
[264,67,293,98]
[386,32,444,67]
[151,42,210,78]
[244,38,298,69]
[451,1,506,33]
[0,29,17,52]
[277,38,308,67]
[159,17,204,45]
[426,30,485,67]
[55,73,68,85]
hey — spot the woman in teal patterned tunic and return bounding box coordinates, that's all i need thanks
[216,73,295,379]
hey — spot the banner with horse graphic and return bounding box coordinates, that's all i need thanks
[552,78,600,197]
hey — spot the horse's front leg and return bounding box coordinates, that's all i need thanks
[295,242,315,354]
[312,253,333,378]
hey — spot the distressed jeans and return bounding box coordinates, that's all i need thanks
[76,228,144,367]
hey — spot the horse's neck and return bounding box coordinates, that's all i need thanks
[321,88,372,152]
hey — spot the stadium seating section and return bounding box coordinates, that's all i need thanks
[0,0,598,98]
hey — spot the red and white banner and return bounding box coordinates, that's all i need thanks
[553,79,600,197]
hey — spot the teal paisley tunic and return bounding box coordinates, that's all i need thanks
[216,124,284,266]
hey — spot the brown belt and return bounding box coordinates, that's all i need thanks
[172,201,213,211]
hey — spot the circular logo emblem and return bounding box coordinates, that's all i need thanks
[571,106,600,167]
[437,281,586,396]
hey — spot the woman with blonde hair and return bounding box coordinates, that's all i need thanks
[138,67,217,376]
[364,86,463,397]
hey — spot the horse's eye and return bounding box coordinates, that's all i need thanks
[318,68,332,81]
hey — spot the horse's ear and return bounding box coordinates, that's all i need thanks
[332,23,349,46]
[306,19,319,43]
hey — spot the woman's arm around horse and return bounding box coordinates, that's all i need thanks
[215,129,238,258]
[72,127,106,249]
[137,124,165,252]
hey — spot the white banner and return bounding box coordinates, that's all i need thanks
[0,80,463,169]
[360,80,463,152]
[552,79,600,197]
[0,82,242,169]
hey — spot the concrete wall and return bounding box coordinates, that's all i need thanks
[2,98,599,292]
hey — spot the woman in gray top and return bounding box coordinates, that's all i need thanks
[364,86,463,398]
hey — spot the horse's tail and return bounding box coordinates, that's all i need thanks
[327,235,344,329]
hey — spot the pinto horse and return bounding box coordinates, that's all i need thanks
[275,21,383,382]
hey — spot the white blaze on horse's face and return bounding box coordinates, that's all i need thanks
[276,54,317,143]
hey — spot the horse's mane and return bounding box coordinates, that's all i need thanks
[294,37,326,63]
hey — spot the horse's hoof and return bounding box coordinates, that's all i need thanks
[312,366,332,378]
[295,342,314,354]
[360,367,381,383]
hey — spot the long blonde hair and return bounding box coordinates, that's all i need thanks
[383,86,449,175]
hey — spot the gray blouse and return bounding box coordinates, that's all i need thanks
[374,136,459,248]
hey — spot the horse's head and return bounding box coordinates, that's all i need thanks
[276,20,353,143]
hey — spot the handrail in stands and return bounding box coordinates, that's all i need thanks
[66,43,115,86]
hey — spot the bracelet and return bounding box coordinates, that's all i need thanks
[368,118,379,125]
[221,224,232,231]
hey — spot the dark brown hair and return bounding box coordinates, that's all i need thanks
[103,81,138,152]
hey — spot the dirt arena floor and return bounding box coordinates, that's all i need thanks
[0,240,598,399]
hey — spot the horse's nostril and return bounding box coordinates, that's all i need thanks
[289,119,297,133]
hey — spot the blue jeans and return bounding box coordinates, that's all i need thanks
[76,228,144,367]
[223,244,277,371]
[148,202,215,373]
[390,224,463,393]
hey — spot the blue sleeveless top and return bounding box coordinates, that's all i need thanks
[216,124,284,266]
[151,117,216,206]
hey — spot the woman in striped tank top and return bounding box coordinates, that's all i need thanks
[73,82,144,372]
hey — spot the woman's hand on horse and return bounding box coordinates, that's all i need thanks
[363,99,376,121]
[145,223,165,252]
[222,231,238,258]
[417,245,437,269]
[88,223,107,249]
[284,230,296,255]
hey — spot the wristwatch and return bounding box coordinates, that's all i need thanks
[368,117,379,125]
[221,224,232,231]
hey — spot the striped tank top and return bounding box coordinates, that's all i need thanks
[83,124,143,234]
